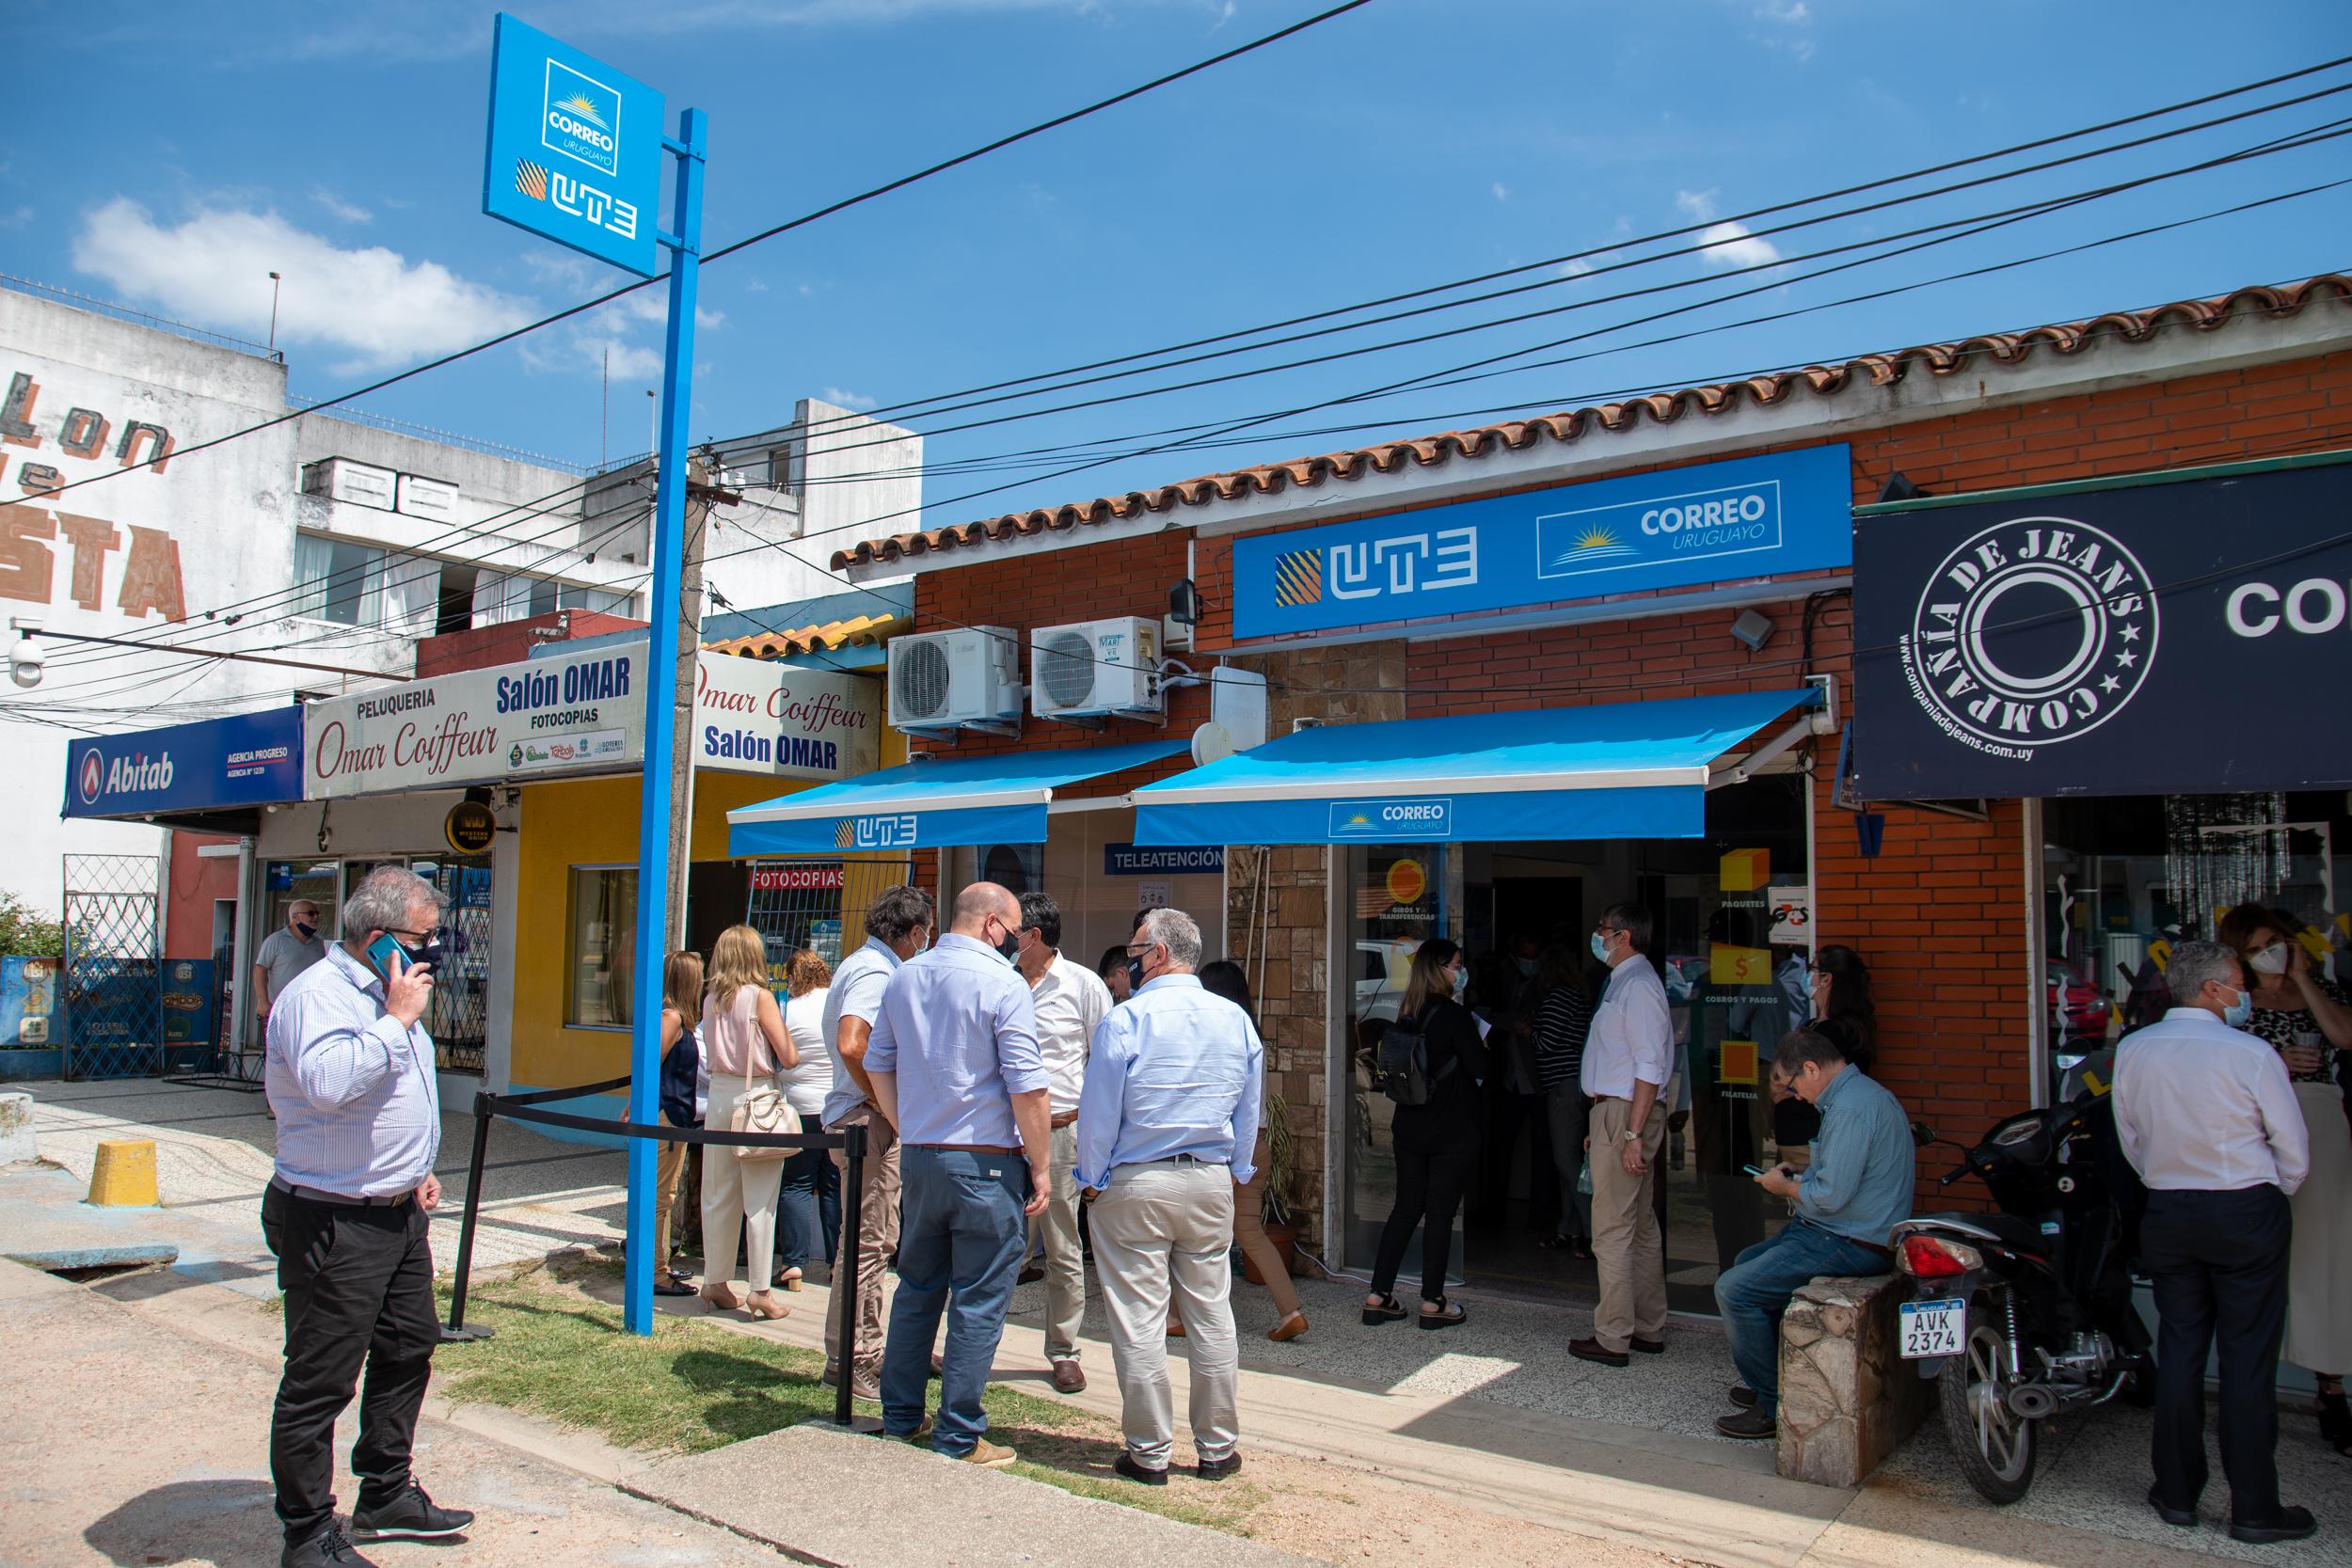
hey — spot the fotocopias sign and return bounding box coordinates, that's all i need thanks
[1854,455,2352,799]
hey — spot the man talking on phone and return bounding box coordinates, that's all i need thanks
[262,866,474,1566]
[1709,1026,1915,1440]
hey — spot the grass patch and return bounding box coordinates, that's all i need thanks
[426,1256,1264,1533]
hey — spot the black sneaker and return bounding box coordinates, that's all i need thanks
[1114,1452,1168,1487]
[2229,1506,2316,1544]
[1198,1452,1243,1481]
[351,1479,474,1542]
[1715,1407,1776,1440]
[282,1525,380,1568]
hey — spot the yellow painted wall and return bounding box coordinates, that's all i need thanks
[509,726,907,1088]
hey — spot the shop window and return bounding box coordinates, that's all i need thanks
[2041,791,2347,1089]
[567,867,638,1029]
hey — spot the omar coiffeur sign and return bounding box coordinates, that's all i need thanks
[483,13,663,277]
[1855,457,2352,800]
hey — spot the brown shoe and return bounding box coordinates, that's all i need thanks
[1569,1336,1629,1368]
[961,1438,1017,1467]
[1017,1263,1046,1286]
[1268,1310,1309,1342]
[1050,1359,1088,1394]
[1166,1318,1185,1338]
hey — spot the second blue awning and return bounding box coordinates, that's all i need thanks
[1133,688,1821,847]
[728,737,1188,857]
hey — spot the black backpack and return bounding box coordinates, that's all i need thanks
[1376,1010,1457,1106]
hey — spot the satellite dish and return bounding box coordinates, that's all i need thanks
[1190,721,1234,768]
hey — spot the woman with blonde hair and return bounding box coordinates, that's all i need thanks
[650,950,705,1298]
[772,947,838,1291]
[699,924,799,1320]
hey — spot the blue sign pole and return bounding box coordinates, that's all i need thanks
[620,106,707,1338]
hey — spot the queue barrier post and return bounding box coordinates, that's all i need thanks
[439,1089,497,1343]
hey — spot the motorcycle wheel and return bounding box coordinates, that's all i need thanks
[1939,1312,2037,1504]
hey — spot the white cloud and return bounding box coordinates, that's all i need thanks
[567,335,665,380]
[1697,221,1783,269]
[1753,0,1817,60]
[1676,189,1720,221]
[309,185,372,224]
[1491,182,1510,204]
[1756,0,1809,22]
[821,387,878,411]
[0,205,32,230]
[1559,259,1594,278]
[72,198,534,370]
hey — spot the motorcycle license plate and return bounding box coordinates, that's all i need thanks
[1899,1298,1966,1359]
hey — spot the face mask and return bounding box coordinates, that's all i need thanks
[2221,983,2255,1029]
[1590,931,1613,964]
[1516,957,1539,978]
[1125,952,1151,993]
[294,921,318,941]
[2249,942,2291,975]
[1454,968,1470,997]
[993,923,1021,964]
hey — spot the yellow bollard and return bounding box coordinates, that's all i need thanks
[87,1138,159,1207]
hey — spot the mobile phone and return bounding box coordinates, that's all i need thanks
[365,933,406,977]
[1740,1163,1766,1178]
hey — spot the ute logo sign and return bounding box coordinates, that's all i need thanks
[1897,515,2157,757]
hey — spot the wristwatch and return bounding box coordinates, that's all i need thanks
[1621,1129,1641,1143]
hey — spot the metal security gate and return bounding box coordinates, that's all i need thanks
[746,859,914,974]
[61,853,165,1081]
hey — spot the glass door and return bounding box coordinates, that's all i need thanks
[1337,844,1450,1273]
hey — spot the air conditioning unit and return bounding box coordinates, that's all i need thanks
[1031,616,1162,721]
[887,626,1022,731]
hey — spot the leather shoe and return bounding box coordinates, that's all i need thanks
[351,1479,472,1542]
[1568,1336,1629,1368]
[2146,1485,2197,1528]
[1114,1451,1168,1486]
[2229,1506,2315,1544]
[1051,1359,1088,1394]
[1728,1384,1758,1409]
[281,1526,378,1568]
[1198,1452,1244,1481]
[1629,1336,1665,1354]
[1018,1262,1046,1286]
[1715,1407,1775,1440]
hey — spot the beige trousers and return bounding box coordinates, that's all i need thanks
[1027,1122,1087,1362]
[651,1136,688,1282]
[1089,1162,1240,1469]
[823,1106,901,1378]
[701,1084,783,1291]
[1587,1094,1668,1354]
[1231,1128,1302,1320]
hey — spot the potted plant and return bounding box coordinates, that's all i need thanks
[1247,1091,1304,1284]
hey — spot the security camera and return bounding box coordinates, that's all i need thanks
[7,621,43,689]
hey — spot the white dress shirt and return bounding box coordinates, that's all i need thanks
[1032,951,1113,1116]
[2115,1006,2310,1194]
[1074,973,1263,1191]
[820,937,901,1129]
[779,986,835,1117]
[1581,956,1674,1101]
[264,943,441,1198]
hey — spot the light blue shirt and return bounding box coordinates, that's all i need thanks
[264,943,441,1198]
[865,932,1044,1148]
[1795,1064,1916,1247]
[1074,973,1263,1191]
[820,936,902,1130]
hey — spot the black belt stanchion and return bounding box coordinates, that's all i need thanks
[833,1121,867,1428]
[436,1076,866,1427]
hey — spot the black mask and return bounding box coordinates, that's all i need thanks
[294,921,318,941]
[395,936,448,973]
[995,925,1021,964]
[1125,953,1150,993]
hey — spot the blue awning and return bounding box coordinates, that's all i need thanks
[728,737,1189,857]
[1132,689,1822,847]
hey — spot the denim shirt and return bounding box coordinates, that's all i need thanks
[1794,1065,1915,1246]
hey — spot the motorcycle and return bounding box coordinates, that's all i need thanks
[1892,1085,2151,1504]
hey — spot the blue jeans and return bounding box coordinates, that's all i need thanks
[1713,1218,1889,1416]
[880,1147,1028,1455]
[774,1147,839,1274]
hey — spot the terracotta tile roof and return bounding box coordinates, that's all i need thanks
[703,609,907,659]
[832,273,2352,571]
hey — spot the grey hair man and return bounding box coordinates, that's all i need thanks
[262,866,472,1567]
[819,883,935,1400]
[255,898,328,1029]
[2115,938,2313,1544]
[1075,907,1264,1484]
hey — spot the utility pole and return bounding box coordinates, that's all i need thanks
[663,457,733,947]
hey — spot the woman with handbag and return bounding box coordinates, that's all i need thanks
[699,924,800,1321]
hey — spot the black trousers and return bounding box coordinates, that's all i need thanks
[261,1183,439,1543]
[1371,1132,1476,1303]
[2142,1184,2293,1524]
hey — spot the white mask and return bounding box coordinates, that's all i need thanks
[2249,942,2291,975]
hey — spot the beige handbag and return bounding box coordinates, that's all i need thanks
[725,994,799,1159]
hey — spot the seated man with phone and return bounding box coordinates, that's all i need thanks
[1710,1027,1915,1440]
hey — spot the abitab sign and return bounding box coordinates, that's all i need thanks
[481,13,662,277]
[64,707,305,819]
[1232,445,1851,639]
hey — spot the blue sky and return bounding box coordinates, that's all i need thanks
[9,0,2351,557]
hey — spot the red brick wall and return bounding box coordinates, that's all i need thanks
[413,610,647,677]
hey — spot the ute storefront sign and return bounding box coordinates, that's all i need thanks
[307,644,643,799]
[692,653,879,781]
[63,706,305,818]
[1855,455,2352,799]
[1232,445,1851,640]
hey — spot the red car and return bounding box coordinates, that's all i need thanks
[2046,961,2108,1039]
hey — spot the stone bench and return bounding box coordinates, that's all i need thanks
[1774,1271,1931,1487]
